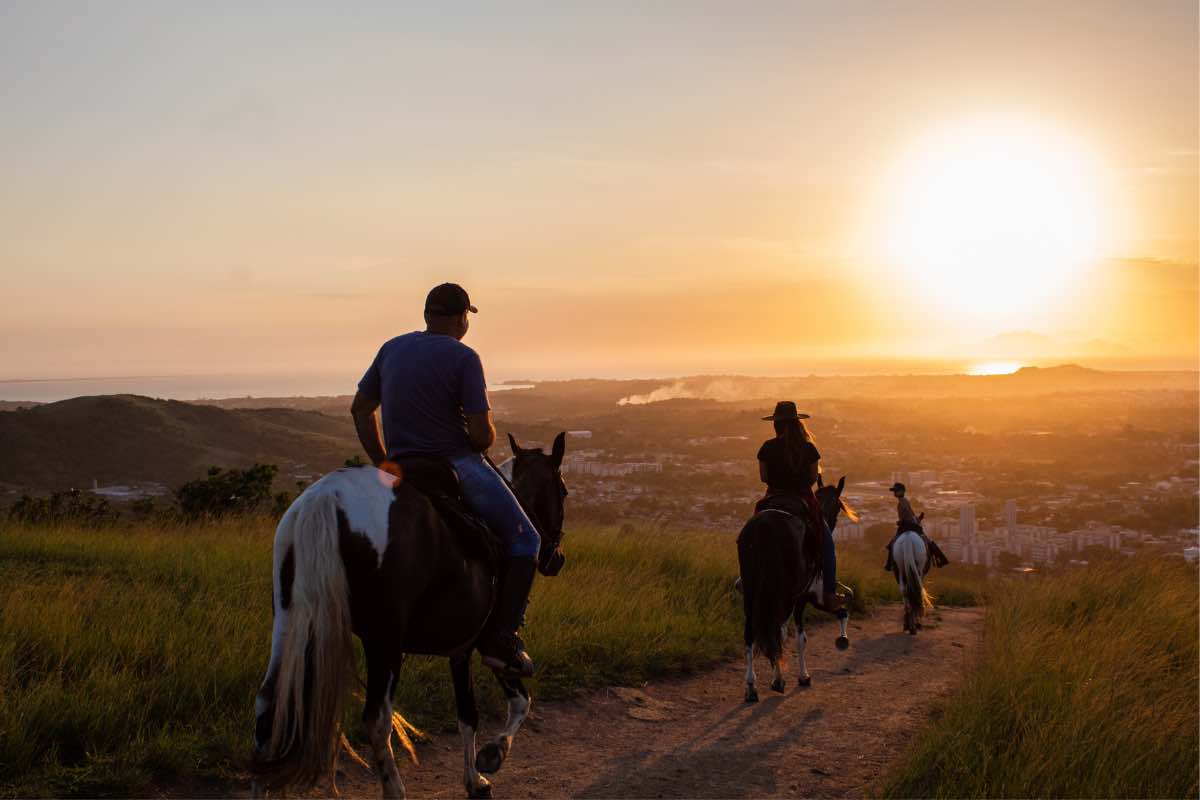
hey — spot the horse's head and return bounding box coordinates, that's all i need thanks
[507,432,568,576]
[815,474,858,533]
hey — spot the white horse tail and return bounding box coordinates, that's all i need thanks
[252,484,355,793]
[897,533,933,621]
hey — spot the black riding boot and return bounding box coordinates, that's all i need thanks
[883,538,898,572]
[928,539,951,568]
[479,556,536,678]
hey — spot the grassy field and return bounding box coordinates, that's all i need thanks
[0,517,974,797]
[882,557,1200,799]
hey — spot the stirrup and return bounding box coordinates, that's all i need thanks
[481,650,534,678]
[480,634,535,678]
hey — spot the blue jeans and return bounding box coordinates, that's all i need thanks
[450,453,541,559]
[822,520,838,595]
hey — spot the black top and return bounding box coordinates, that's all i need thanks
[757,437,821,495]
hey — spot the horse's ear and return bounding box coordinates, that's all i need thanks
[551,431,566,469]
[508,433,521,456]
[837,475,846,493]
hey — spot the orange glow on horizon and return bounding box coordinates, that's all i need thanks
[967,361,1023,376]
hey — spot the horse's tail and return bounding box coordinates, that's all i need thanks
[897,533,933,619]
[742,515,801,662]
[251,484,355,793]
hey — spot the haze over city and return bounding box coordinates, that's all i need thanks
[2,1,1196,389]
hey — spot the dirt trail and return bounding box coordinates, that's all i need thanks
[327,606,983,799]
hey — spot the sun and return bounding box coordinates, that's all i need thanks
[880,120,1108,321]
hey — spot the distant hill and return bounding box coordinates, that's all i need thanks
[0,401,41,411]
[496,366,1199,417]
[0,395,360,493]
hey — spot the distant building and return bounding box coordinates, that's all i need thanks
[1004,499,1017,537]
[562,457,662,476]
[929,519,957,540]
[959,504,977,542]
[833,519,867,543]
[890,469,937,489]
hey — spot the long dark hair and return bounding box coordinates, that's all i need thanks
[774,417,815,483]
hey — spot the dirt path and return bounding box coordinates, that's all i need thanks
[325,606,983,799]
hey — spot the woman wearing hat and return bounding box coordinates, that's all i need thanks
[754,401,845,611]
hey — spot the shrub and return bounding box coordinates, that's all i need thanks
[7,489,119,527]
[173,464,279,520]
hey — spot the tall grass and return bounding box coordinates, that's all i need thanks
[882,558,1199,799]
[0,518,979,797]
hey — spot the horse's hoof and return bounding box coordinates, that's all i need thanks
[467,782,493,799]
[475,743,504,775]
[745,686,758,703]
[770,677,785,693]
[797,674,812,688]
[908,628,918,636]
[835,635,850,651]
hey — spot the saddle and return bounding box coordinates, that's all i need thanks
[746,493,823,567]
[395,458,503,568]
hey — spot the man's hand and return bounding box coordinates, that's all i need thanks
[466,410,496,453]
[350,390,387,467]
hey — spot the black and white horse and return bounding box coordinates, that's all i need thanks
[738,477,855,702]
[251,434,568,799]
[890,529,932,634]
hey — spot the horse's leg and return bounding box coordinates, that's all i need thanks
[742,582,758,702]
[252,599,287,756]
[364,644,406,800]
[251,548,294,798]
[476,675,530,775]
[770,655,786,694]
[793,603,811,687]
[835,607,851,650]
[770,620,786,693]
[450,655,491,798]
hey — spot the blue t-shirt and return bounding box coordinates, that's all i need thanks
[358,332,490,459]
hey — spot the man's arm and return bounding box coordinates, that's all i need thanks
[466,410,496,453]
[350,390,387,466]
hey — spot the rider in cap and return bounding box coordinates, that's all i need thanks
[883,482,950,571]
[351,283,539,677]
[754,401,846,612]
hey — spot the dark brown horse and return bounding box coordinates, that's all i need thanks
[738,476,854,702]
[251,434,567,799]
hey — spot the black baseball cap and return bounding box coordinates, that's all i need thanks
[889,482,906,493]
[424,283,478,315]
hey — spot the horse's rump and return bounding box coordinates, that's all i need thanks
[893,531,932,616]
[738,511,811,661]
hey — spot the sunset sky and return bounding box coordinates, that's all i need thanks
[1,1,1196,386]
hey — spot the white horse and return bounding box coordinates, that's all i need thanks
[890,530,933,634]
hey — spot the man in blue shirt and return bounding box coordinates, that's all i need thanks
[351,283,540,677]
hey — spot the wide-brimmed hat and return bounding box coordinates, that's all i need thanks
[889,482,906,493]
[761,401,811,421]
